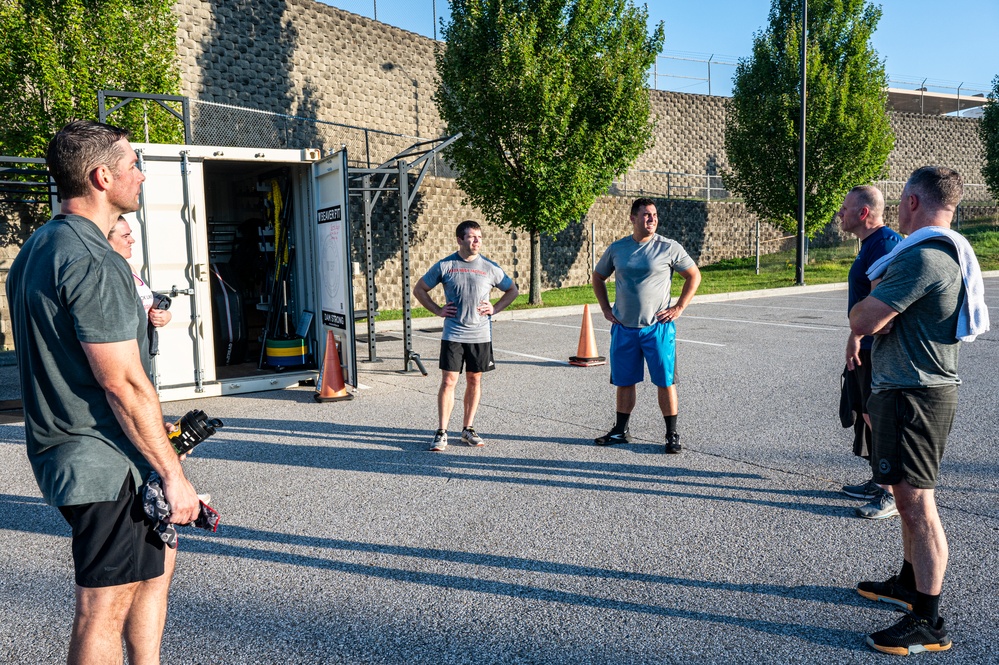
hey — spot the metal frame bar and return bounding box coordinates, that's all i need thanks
[98,90,192,144]
[346,133,460,372]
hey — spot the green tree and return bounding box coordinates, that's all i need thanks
[435,0,663,304]
[724,0,894,238]
[980,75,999,202]
[0,0,183,160]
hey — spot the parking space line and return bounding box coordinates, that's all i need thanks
[699,302,842,313]
[411,332,568,364]
[683,315,840,331]
[516,320,726,346]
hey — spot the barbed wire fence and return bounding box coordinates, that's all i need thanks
[649,52,992,118]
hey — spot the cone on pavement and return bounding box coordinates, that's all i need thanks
[315,330,354,402]
[569,304,606,367]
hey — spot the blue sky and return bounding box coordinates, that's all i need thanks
[322,0,998,94]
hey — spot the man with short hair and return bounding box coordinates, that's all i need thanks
[413,220,518,451]
[850,166,988,655]
[592,198,701,453]
[837,186,902,519]
[7,120,201,664]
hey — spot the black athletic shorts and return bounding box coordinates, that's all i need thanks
[868,385,958,489]
[439,340,495,373]
[58,473,166,588]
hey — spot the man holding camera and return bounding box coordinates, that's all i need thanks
[7,120,200,664]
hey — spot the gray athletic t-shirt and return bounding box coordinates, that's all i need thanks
[594,234,695,328]
[870,240,963,391]
[7,214,151,506]
[420,253,513,343]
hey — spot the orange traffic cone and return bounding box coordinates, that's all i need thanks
[314,330,354,402]
[569,304,606,367]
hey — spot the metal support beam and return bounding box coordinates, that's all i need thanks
[346,133,460,371]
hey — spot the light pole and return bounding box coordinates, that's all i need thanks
[795,0,807,286]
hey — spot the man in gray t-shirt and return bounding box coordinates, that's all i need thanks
[7,121,200,662]
[592,198,701,453]
[413,220,518,451]
[850,166,981,654]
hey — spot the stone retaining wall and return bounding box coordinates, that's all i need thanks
[0,1,990,345]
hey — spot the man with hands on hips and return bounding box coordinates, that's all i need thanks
[413,220,518,452]
[592,198,701,453]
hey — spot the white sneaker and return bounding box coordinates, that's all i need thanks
[461,427,484,447]
[429,430,448,452]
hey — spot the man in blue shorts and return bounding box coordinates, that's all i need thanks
[7,121,201,663]
[851,166,988,655]
[592,198,701,453]
[413,220,519,451]
[837,186,902,520]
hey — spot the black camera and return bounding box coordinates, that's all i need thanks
[168,409,224,455]
[151,292,172,311]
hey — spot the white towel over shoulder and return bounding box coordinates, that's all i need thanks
[866,226,989,342]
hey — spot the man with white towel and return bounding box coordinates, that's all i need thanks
[849,166,989,655]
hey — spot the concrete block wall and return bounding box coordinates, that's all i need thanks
[175,0,445,142]
[888,113,984,184]
[346,181,796,312]
[1,2,991,339]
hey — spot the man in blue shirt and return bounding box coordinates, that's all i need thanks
[837,186,902,519]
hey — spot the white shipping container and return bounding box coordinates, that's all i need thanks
[124,144,355,402]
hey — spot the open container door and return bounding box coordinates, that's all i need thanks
[134,146,218,400]
[311,149,357,393]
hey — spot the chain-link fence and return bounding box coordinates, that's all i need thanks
[186,100,460,177]
[611,169,732,201]
[106,94,996,207]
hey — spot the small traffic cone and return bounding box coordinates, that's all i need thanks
[569,304,606,367]
[314,330,354,402]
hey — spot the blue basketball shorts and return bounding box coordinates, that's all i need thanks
[608,321,676,388]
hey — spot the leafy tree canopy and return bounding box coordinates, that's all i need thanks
[724,0,894,238]
[0,0,183,159]
[435,0,663,303]
[980,75,999,202]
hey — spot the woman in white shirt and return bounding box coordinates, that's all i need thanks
[107,216,172,338]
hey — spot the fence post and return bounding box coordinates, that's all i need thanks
[755,217,761,275]
[590,218,596,272]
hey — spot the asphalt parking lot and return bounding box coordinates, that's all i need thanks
[1,278,997,664]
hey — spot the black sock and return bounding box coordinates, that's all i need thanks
[913,591,941,624]
[614,412,631,433]
[899,560,916,590]
[664,415,678,436]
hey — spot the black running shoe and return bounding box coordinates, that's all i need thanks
[867,614,951,656]
[856,575,916,610]
[665,432,682,454]
[594,429,631,445]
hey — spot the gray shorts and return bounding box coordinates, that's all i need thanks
[868,386,958,489]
